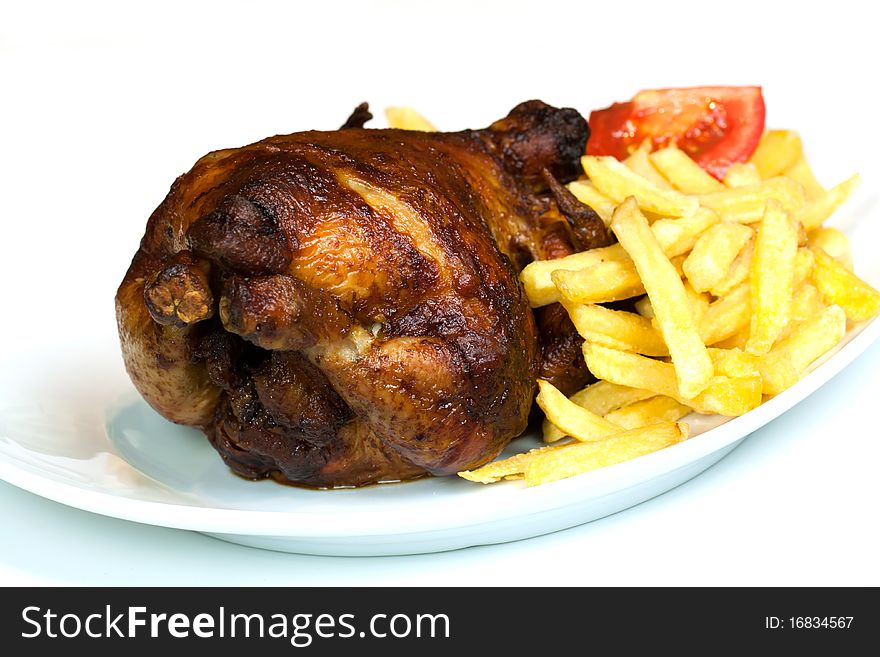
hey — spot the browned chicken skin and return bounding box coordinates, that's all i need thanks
[116,100,609,487]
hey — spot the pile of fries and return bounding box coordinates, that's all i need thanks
[458,130,880,487]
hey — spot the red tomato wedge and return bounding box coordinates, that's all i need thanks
[587,86,766,180]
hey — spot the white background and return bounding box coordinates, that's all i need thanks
[1,0,879,585]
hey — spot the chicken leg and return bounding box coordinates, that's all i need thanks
[116,100,607,487]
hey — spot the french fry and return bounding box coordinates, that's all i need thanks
[700,283,751,345]
[794,175,862,231]
[708,237,754,297]
[790,283,826,323]
[783,155,825,200]
[650,207,721,257]
[523,208,719,307]
[543,382,656,443]
[649,145,725,194]
[707,347,760,378]
[750,130,803,179]
[776,283,827,342]
[536,380,623,443]
[695,374,763,416]
[625,140,674,189]
[793,247,815,286]
[520,243,628,307]
[551,261,645,304]
[723,162,762,188]
[759,305,847,395]
[634,295,654,318]
[682,222,754,293]
[463,125,867,488]
[683,281,710,325]
[809,227,852,270]
[746,200,798,354]
[563,301,668,356]
[603,396,692,430]
[698,177,806,223]
[583,344,762,416]
[582,155,699,217]
[524,422,689,486]
[669,253,687,278]
[384,107,437,131]
[459,442,572,483]
[567,381,657,417]
[810,246,880,321]
[711,330,750,350]
[543,382,656,442]
[611,198,713,398]
[567,180,616,225]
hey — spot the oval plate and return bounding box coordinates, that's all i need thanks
[1,203,878,558]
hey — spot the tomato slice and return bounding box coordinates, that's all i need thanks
[587,86,766,180]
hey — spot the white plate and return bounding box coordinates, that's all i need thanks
[1,199,878,559]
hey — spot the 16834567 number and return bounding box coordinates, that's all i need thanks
[790,617,853,629]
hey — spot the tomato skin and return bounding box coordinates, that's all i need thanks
[587,86,766,180]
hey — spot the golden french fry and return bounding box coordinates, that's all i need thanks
[543,382,656,442]
[776,283,827,342]
[563,301,668,356]
[809,227,852,271]
[711,330,750,350]
[696,374,764,416]
[707,347,760,378]
[611,198,713,398]
[603,396,692,430]
[523,208,719,308]
[790,283,826,322]
[700,283,751,345]
[708,237,754,297]
[582,334,640,353]
[699,177,806,223]
[384,106,436,131]
[669,253,687,278]
[469,122,866,487]
[746,200,799,354]
[524,421,689,486]
[759,305,847,395]
[542,418,564,444]
[459,441,572,483]
[650,207,721,258]
[582,155,699,217]
[783,155,825,200]
[567,180,616,226]
[551,261,645,304]
[794,175,862,231]
[683,222,754,293]
[649,145,724,194]
[750,130,803,179]
[723,162,762,188]
[583,343,762,416]
[793,247,815,287]
[810,246,880,321]
[568,381,657,417]
[536,379,623,443]
[794,219,808,247]
[520,243,628,307]
[683,281,710,325]
[624,140,674,189]
[634,295,654,318]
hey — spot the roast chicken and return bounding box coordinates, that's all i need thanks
[116,100,610,487]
